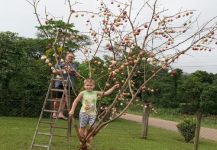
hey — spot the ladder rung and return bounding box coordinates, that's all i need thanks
[38,132,51,136]
[52,78,64,81]
[37,132,68,138]
[44,109,57,113]
[50,89,65,92]
[33,144,49,148]
[40,121,55,124]
[38,125,67,129]
[53,134,68,137]
[51,126,68,129]
[47,98,62,102]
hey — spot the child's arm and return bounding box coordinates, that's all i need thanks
[97,84,119,96]
[69,92,83,116]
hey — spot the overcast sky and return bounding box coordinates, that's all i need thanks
[1,0,217,73]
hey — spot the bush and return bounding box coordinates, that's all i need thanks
[176,119,196,142]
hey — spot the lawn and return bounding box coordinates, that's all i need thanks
[0,117,217,150]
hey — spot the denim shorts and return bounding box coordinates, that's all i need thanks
[55,85,72,99]
[79,112,96,128]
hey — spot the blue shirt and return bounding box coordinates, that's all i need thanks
[54,62,78,89]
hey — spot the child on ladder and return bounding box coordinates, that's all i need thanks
[69,78,119,145]
[52,52,80,120]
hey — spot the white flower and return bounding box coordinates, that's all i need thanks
[168,69,172,73]
[45,59,49,63]
[147,57,154,63]
[41,55,47,60]
[56,75,61,78]
[142,57,146,61]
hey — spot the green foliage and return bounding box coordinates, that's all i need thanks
[177,119,196,142]
[37,19,90,57]
[0,24,90,117]
[0,32,22,86]
[129,54,185,108]
[0,32,50,117]
[201,84,217,114]
[179,70,217,115]
[143,68,183,108]
[37,19,78,38]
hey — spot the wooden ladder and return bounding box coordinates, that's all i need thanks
[30,77,72,150]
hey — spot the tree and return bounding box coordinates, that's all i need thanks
[0,32,22,89]
[0,32,22,116]
[0,32,50,117]
[28,0,217,149]
[180,71,215,150]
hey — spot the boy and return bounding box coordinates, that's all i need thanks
[69,78,119,140]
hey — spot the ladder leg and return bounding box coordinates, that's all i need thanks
[30,77,72,150]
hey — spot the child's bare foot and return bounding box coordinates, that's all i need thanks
[57,114,67,120]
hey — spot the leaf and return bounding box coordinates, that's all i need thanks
[57,46,63,55]
[45,48,53,57]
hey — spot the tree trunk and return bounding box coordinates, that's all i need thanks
[194,111,202,150]
[79,142,88,150]
[141,103,150,139]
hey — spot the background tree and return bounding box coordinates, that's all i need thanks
[0,31,50,117]
[180,71,215,150]
[0,32,21,89]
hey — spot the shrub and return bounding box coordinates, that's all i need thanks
[176,119,196,142]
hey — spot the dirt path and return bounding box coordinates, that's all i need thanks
[120,113,217,142]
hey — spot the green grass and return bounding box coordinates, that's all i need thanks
[0,117,217,150]
[128,107,217,129]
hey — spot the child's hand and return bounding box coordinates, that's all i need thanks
[114,84,120,89]
[69,111,74,117]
